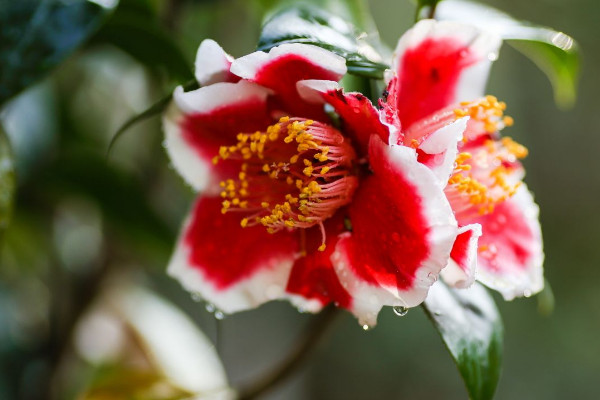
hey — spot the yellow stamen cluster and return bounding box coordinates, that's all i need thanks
[448,135,529,215]
[213,116,356,251]
[454,95,513,133]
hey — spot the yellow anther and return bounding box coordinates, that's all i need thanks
[240,218,249,228]
[303,166,314,176]
[212,156,219,165]
[284,220,295,228]
[503,116,514,127]
[279,116,290,123]
[321,166,331,175]
[262,164,271,172]
[290,154,299,164]
[318,244,327,252]
[261,201,270,208]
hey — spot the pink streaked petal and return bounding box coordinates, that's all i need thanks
[231,44,346,119]
[441,224,482,288]
[194,39,238,86]
[297,79,391,154]
[164,82,272,191]
[331,136,457,326]
[415,116,468,186]
[388,19,501,128]
[286,212,352,312]
[471,184,544,299]
[168,197,299,314]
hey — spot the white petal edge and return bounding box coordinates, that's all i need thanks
[230,43,347,81]
[418,116,469,187]
[332,139,458,327]
[195,39,235,86]
[441,223,482,289]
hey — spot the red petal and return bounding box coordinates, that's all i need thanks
[467,185,544,299]
[387,20,501,128]
[231,44,346,120]
[164,82,272,191]
[286,212,352,311]
[297,80,390,154]
[441,224,481,288]
[332,136,457,326]
[168,197,298,313]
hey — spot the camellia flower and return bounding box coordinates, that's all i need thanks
[379,19,544,299]
[163,37,469,326]
[163,19,544,327]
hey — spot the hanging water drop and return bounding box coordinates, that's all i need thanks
[524,289,532,298]
[393,306,408,317]
[214,310,225,320]
[205,303,216,313]
[191,293,202,302]
[362,324,371,331]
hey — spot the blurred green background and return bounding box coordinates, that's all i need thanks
[0,0,598,399]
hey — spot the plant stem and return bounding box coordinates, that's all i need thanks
[238,306,341,400]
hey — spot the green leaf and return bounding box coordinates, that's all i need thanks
[423,282,503,400]
[435,0,580,108]
[0,0,118,105]
[0,125,15,239]
[91,0,193,82]
[414,0,443,21]
[107,80,198,156]
[257,5,388,79]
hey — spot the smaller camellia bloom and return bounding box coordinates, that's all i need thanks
[163,36,469,326]
[380,19,544,299]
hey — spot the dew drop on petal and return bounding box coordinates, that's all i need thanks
[214,310,225,320]
[392,306,408,317]
[362,324,371,331]
[488,52,499,61]
[524,289,532,298]
[205,303,216,313]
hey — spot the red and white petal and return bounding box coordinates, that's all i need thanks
[472,184,544,299]
[331,136,457,326]
[415,116,468,186]
[163,82,272,192]
[285,213,352,313]
[297,79,391,154]
[168,197,299,314]
[441,224,481,288]
[387,19,501,128]
[230,44,346,119]
[194,39,238,86]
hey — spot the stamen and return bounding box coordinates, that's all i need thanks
[214,117,357,236]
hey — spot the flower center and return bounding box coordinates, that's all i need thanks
[447,138,528,216]
[214,117,358,250]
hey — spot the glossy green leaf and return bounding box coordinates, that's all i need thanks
[0,125,15,238]
[0,0,118,105]
[435,0,580,108]
[91,1,193,82]
[414,0,443,21]
[423,282,503,400]
[257,5,388,79]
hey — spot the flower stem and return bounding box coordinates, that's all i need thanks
[238,306,341,400]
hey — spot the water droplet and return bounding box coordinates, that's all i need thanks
[487,52,499,61]
[392,306,408,317]
[362,324,371,331]
[214,310,225,320]
[434,310,442,316]
[191,293,203,302]
[524,289,532,298]
[205,303,216,313]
